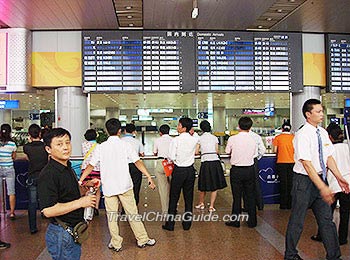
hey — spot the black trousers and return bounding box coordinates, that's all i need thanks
[316,192,350,244]
[276,163,294,209]
[253,158,264,209]
[128,163,142,205]
[285,173,340,260]
[165,165,195,230]
[230,165,257,227]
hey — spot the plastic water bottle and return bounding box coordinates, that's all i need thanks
[84,187,96,221]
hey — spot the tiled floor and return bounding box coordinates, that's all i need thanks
[0,176,349,260]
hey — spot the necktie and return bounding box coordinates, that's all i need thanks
[316,128,327,182]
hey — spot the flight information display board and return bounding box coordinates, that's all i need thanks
[82,31,195,92]
[82,30,302,92]
[196,31,302,92]
[327,34,350,92]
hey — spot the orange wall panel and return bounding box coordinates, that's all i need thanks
[303,52,326,87]
[32,52,81,87]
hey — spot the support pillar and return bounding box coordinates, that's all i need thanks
[291,86,321,132]
[56,87,89,156]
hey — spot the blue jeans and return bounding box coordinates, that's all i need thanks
[46,223,81,260]
[27,175,38,232]
[285,173,341,260]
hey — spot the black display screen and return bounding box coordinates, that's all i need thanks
[82,30,302,93]
[327,34,350,92]
[83,30,195,92]
[196,31,302,92]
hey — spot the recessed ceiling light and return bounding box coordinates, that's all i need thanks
[277,9,283,13]
[258,25,263,29]
[266,17,272,21]
[127,15,133,19]
[125,6,132,10]
[129,23,134,26]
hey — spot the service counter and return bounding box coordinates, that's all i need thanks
[2,154,280,210]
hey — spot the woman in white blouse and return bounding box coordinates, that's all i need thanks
[195,120,227,212]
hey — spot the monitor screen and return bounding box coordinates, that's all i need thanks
[345,98,350,107]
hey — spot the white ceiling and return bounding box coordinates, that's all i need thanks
[1,0,350,33]
[1,1,350,112]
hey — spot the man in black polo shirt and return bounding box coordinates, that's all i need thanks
[38,128,98,260]
[23,124,48,234]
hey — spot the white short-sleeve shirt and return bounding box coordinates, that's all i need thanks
[169,132,198,167]
[293,122,334,176]
[199,132,219,162]
[153,134,173,158]
[89,136,139,196]
[121,134,144,163]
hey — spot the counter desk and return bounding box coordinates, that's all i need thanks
[1,154,280,210]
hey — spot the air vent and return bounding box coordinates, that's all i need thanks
[112,0,143,28]
[247,0,307,31]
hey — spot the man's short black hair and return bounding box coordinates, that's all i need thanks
[43,128,71,147]
[105,118,121,136]
[238,117,253,131]
[84,129,97,141]
[302,99,321,119]
[159,124,170,134]
[327,123,344,143]
[179,117,193,132]
[28,124,41,139]
[125,123,136,133]
[200,120,211,132]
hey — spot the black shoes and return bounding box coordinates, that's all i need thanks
[339,240,348,245]
[30,229,38,235]
[0,241,11,250]
[225,221,240,228]
[310,235,322,242]
[162,224,174,231]
[285,255,303,260]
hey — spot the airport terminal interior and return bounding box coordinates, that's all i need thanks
[1,0,350,259]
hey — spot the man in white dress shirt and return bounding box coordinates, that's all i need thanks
[225,117,257,228]
[83,118,156,252]
[162,117,199,231]
[122,123,144,206]
[284,99,349,260]
[153,124,173,213]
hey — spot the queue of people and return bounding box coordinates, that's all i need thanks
[0,98,349,260]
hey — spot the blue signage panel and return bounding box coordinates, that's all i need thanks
[0,100,19,109]
[258,156,280,204]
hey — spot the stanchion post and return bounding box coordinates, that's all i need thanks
[1,177,6,214]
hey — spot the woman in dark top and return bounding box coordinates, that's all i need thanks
[23,124,48,234]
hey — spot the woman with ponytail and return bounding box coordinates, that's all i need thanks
[0,124,17,219]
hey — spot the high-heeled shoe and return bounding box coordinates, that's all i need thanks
[208,207,216,212]
[195,203,205,210]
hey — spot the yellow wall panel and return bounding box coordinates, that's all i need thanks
[32,52,81,87]
[303,53,326,87]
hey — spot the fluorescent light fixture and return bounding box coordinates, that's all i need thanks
[192,0,198,19]
[192,7,198,19]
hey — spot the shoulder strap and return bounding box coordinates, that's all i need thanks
[83,143,97,161]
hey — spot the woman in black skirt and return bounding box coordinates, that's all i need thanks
[195,120,227,212]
